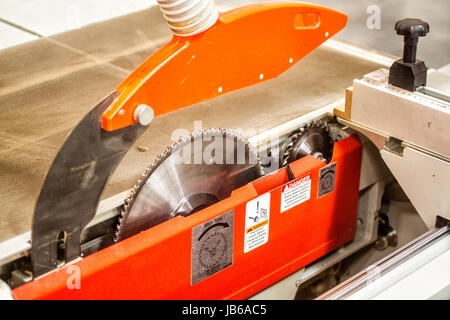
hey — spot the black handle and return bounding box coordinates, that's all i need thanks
[395,18,429,63]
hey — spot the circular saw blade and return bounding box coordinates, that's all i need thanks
[115,128,262,242]
[280,120,333,167]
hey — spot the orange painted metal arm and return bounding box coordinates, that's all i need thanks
[101,2,347,131]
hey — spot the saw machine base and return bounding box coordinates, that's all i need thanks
[13,134,362,299]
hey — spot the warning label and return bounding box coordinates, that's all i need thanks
[280,173,312,212]
[191,210,234,285]
[244,193,270,253]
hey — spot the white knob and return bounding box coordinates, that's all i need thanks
[133,104,154,126]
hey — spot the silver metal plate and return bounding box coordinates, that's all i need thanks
[318,162,337,198]
[191,210,234,285]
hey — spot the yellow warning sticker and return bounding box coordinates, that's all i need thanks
[244,193,270,253]
[246,219,268,234]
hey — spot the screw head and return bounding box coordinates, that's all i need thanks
[133,104,154,126]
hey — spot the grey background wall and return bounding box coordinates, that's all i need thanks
[227,0,450,68]
[0,0,448,67]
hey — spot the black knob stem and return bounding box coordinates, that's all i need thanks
[395,18,429,63]
[403,39,417,63]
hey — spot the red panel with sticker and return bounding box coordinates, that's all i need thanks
[13,135,362,300]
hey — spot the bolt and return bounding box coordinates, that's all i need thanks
[133,104,154,126]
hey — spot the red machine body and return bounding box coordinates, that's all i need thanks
[13,135,362,300]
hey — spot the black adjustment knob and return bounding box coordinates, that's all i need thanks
[395,18,429,63]
[389,18,430,92]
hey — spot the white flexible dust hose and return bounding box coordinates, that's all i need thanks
[157,0,219,36]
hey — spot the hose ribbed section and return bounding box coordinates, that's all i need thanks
[157,0,219,36]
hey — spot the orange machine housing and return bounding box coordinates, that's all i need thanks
[100,2,348,131]
[13,134,362,300]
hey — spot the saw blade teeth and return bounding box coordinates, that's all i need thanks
[114,127,263,243]
[279,119,334,168]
